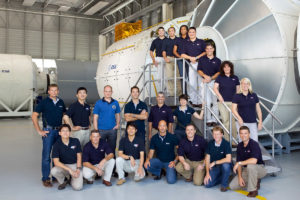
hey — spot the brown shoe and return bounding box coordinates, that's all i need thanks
[42,180,53,187]
[257,179,261,190]
[220,187,228,192]
[102,180,112,186]
[185,176,193,182]
[247,190,258,198]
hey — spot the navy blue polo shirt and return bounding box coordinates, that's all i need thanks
[148,104,174,129]
[150,132,179,162]
[150,37,166,57]
[197,56,221,76]
[34,97,66,128]
[205,138,232,163]
[162,37,177,57]
[66,101,91,127]
[236,139,264,165]
[119,136,145,160]
[52,137,81,164]
[177,135,207,161]
[93,98,121,130]
[232,93,259,123]
[183,38,206,57]
[174,36,189,57]
[215,75,240,102]
[124,100,148,136]
[173,106,195,130]
[82,140,113,165]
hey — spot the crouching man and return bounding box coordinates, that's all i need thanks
[82,130,115,186]
[51,124,83,190]
[229,126,267,198]
[116,122,145,185]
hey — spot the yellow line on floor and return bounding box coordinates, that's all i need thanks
[234,190,267,200]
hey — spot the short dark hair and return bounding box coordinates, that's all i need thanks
[212,126,224,134]
[188,27,196,31]
[205,42,215,49]
[179,94,188,101]
[131,86,140,93]
[126,122,137,130]
[220,61,234,76]
[186,124,196,130]
[157,91,165,96]
[158,27,165,31]
[48,83,59,90]
[179,25,188,37]
[77,87,87,94]
[91,129,100,135]
[239,126,250,133]
[59,124,71,132]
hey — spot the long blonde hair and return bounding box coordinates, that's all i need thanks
[239,77,253,94]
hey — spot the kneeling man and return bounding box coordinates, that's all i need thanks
[229,126,267,198]
[116,122,145,185]
[82,130,115,186]
[204,126,232,191]
[51,124,83,190]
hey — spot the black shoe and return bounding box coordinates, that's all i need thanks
[125,172,129,177]
[153,175,162,180]
[95,174,101,180]
[145,171,149,177]
[58,178,70,190]
[113,171,118,178]
[161,169,166,176]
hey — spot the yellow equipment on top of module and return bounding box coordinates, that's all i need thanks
[115,20,142,42]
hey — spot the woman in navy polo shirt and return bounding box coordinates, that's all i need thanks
[173,94,203,141]
[213,61,240,142]
[232,78,263,141]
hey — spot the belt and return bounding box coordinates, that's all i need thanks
[45,125,60,130]
[81,127,89,130]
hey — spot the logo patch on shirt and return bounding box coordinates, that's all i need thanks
[59,105,63,108]
[221,152,224,154]
[162,110,166,113]
[187,112,191,115]
[85,107,89,110]
[112,105,116,109]
[212,61,216,64]
[100,149,104,152]
[71,146,76,149]
[134,144,139,147]
[247,150,251,153]
[165,142,170,145]
[250,97,254,99]
[232,78,235,81]
[138,108,142,111]
[195,144,199,147]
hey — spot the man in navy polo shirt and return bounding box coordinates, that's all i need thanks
[148,92,174,140]
[116,123,145,185]
[162,26,181,96]
[204,126,232,191]
[181,27,206,107]
[175,124,206,186]
[150,27,166,89]
[63,87,91,149]
[230,126,267,198]
[144,120,179,184]
[82,130,115,186]
[32,83,66,187]
[51,124,83,191]
[124,86,148,142]
[93,85,120,153]
[198,43,221,126]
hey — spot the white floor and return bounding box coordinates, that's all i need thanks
[0,118,299,200]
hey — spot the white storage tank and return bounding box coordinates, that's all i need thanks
[0,54,48,117]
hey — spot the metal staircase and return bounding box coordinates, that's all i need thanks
[118,58,283,175]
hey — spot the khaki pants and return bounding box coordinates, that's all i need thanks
[229,164,267,191]
[116,157,145,181]
[165,57,182,96]
[82,159,115,182]
[175,159,205,186]
[218,102,237,143]
[51,164,83,191]
[72,129,90,150]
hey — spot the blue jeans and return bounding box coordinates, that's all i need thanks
[205,163,232,188]
[41,128,59,181]
[174,129,186,142]
[99,129,117,152]
[146,158,177,184]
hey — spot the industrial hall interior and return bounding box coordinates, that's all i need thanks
[0,0,300,199]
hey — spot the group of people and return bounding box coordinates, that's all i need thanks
[150,25,263,143]
[32,80,266,198]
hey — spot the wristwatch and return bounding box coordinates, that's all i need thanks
[238,161,242,165]
[77,166,82,170]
